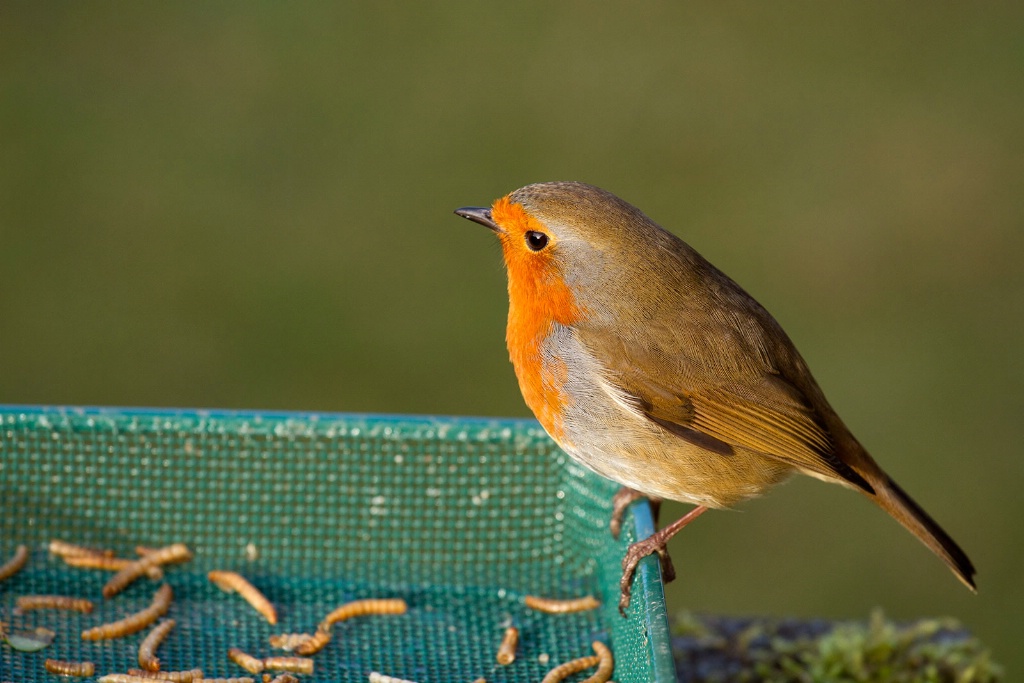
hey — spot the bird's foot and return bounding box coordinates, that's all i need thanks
[609,487,662,539]
[617,505,709,617]
[619,536,675,616]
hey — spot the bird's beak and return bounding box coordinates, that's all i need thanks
[454,206,502,233]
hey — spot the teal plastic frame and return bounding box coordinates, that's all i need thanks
[0,405,675,682]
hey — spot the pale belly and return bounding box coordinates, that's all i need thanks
[540,328,792,509]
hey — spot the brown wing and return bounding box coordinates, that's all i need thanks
[581,308,873,493]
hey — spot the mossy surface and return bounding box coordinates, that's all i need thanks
[672,609,1002,683]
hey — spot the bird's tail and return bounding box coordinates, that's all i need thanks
[871,476,976,591]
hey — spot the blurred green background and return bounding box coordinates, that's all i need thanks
[2,1,1020,675]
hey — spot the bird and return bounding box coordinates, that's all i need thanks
[455,181,975,615]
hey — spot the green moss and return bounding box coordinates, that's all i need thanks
[672,609,1002,683]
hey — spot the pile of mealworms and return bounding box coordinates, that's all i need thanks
[1,543,615,683]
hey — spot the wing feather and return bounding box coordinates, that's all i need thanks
[581,315,872,492]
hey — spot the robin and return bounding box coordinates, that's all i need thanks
[455,181,975,615]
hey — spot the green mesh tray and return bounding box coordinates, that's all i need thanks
[0,406,674,682]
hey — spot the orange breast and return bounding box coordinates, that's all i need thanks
[492,197,584,443]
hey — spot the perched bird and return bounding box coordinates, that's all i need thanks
[455,181,975,614]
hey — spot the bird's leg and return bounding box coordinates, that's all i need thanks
[619,505,709,616]
[610,487,673,588]
[609,487,663,539]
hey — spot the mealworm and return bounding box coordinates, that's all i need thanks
[0,545,28,582]
[63,554,165,579]
[138,619,176,671]
[126,669,205,682]
[103,674,206,683]
[15,595,94,613]
[44,659,95,677]
[368,673,419,683]
[292,627,331,656]
[540,654,601,683]
[50,540,160,577]
[228,648,265,674]
[64,554,130,570]
[471,679,488,683]
[103,544,192,598]
[48,540,113,558]
[181,679,253,683]
[320,598,407,627]
[82,583,173,640]
[208,571,277,624]
[263,657,314,674]
[580,641,614,683]
[496,626,518,665]
[267,675,299,683]
[268,633,313,651]
[524,594,600,614]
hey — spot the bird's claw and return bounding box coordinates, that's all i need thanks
[618,536,676,616]
[610,487,643,539]
[610,487,662,539]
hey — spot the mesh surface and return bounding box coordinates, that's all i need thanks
[0,406,674,682]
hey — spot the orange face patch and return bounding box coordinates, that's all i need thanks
[491,196,583,443]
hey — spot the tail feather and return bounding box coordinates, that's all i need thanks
[873,477,976,591]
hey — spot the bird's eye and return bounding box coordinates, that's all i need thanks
[525,231,549,251]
